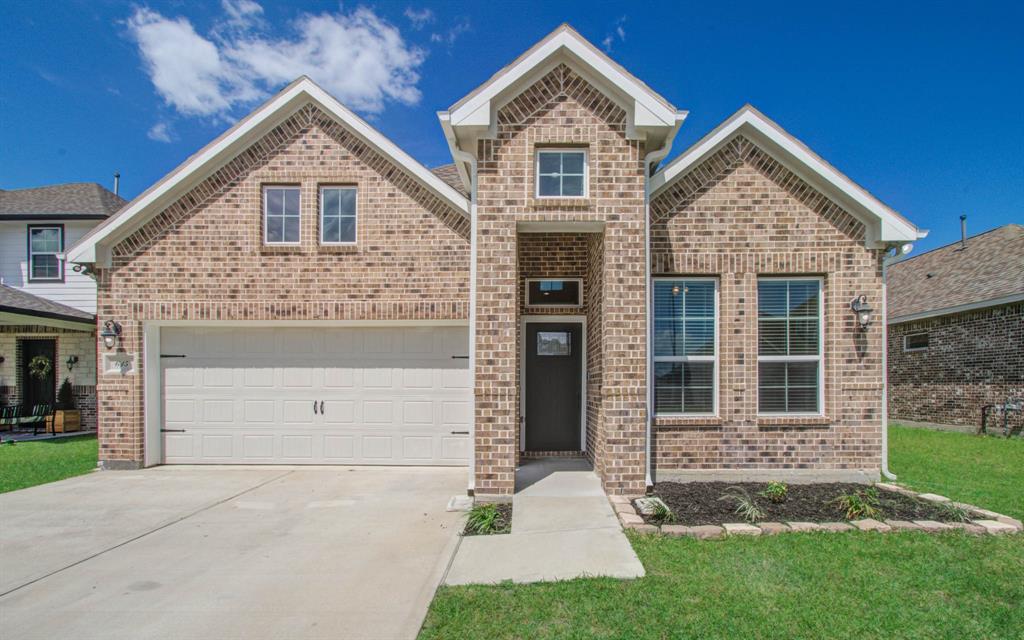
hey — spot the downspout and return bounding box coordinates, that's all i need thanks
[880,241,912,481]
[642,135,677,492]
[449,144,478,496]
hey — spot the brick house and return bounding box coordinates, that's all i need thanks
[887,224,1023,432]
[68,25,925,498]
[1,183,126,430]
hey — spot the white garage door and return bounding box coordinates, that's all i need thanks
[160,326,471,465]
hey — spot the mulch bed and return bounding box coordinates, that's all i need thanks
[642,482,960,526]
[462,503,513,536]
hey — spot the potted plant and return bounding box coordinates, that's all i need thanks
[53,377,81,433]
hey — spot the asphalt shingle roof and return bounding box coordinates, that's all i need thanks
[887,224,1024,321]
[0,183,126,218]
[0,285,94,324]
[430,164,468,197]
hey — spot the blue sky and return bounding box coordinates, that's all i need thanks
[1,0,1021,253]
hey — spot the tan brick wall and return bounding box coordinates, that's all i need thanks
[95,104,470,465]
[474,64,647,496]
[649,136,886,475]
[888,302,1023,430]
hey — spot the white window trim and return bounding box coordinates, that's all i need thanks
[319,186,358,246]
[535,148,588,199]
[652,277,719,417]
[525,278,583,307]
[903,332,929,352]
[756,276,825,417]
[263,185,301,246]
[27,225,64,282]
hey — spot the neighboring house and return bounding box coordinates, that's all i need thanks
[67,25,925,497]
[0,183,126,428]
[887,224,1024,431]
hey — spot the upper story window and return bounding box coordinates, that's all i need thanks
[27,225,64,282]
[757,278,823,415]
[264,186,300,244]
[526,278,582,306]
[320,187,357,245]
[904,332,929,352]
[536,149,587,198]
[653,279,718,415]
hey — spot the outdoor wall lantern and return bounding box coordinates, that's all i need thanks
[100,320,122,350]
[66,355,79,371]
[850,295,874,330]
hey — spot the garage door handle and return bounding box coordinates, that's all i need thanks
[313,401,318,415]
[450,430,469,435]
[320,401,325,414]
[161,429,186,433]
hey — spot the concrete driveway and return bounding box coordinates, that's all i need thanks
[0,466,466,640]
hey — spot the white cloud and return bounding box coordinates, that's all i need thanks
[429,18,470,46]
[147,122,173,143]
[125,3,425,120]
[602,16,627,53]
[403,7,434,29]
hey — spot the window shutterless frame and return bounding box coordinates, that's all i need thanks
[319,186,357,245]
[903,332,929,352]
[26,224,65,282]
[263,185,301,245]
[652,277,719,417]
[535,148,588,198]
[525,278,583,307]
[756,276,825,416]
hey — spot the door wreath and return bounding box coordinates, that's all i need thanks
[28,354,53,380]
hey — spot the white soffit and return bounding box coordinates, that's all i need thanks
[68,77,469,265]
[650,105,927,247]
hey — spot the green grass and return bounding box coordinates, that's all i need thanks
[421,426,1024,639]
[0,434,98,493]
[889,424,1024,518]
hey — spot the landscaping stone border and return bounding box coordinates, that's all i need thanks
[607,483,1023,539]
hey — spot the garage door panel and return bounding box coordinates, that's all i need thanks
[161,326,469,465]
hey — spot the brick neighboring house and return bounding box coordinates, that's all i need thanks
[67,25,925,497]
[887,224,1024,432]
[1,183,126,429]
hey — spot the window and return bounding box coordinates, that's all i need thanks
[526,279,582,306]
[904,332,929,351]
[27,225,64,281]
[757,278,823,414]
[536,149,586,198]
[264,186,300,244]
[320,186,357,244]
[653,279,717,415]
[537,331,571,356]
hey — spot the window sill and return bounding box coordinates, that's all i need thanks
[654,416,724,428]
[757,415,832,427]
[528,198,592,209]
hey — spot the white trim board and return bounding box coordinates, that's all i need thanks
[68,77,469,266]
[519,315,588,453]
[649,105,927,248]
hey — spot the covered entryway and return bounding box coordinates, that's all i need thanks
[158,325,470,465]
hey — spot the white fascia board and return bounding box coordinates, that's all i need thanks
[68,77,468,265]
[650,107,924,245]
[449,30,676,132]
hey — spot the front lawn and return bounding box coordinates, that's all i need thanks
[421,426,1024,639]
[0,434,98,493]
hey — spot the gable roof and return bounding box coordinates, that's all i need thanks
[0,284,94,325]
[888,224,1024,323]
[650,105,927,248]
[0,183,125,220]
[430,164,468,197]
[67,77,469,266]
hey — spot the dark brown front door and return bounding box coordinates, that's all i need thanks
[524,322,582,451]
[21,339,56,407]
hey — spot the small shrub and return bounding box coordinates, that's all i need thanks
[465,503,509,535]
[649,499,676,524]
[56,378,76,410]
[718,486,765,523]
[938,501,970,523]
[832,487,881,520]
[760,481,788,503]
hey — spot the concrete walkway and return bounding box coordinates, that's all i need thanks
[444,458,644,585]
